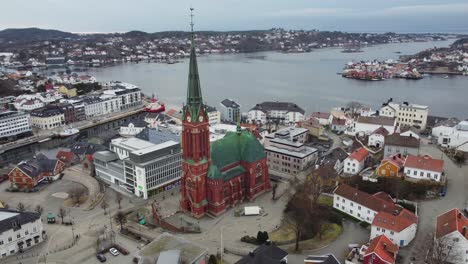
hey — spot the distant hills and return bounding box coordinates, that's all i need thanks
[0,28,75,42]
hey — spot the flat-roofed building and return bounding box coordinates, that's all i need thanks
[0,111,31,139]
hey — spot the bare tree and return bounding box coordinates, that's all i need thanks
[271,183,278,200]
[284,191,312,252]
[427,234,461,264]
[69,187,87,205]
[17,202,26,212]
[115,192,123,209]
[306,172,323,207]
[346,101,363,117]
[114,211,127,232]
[35,205,44,215]
[101,198,108,215]
[57,207,67,224]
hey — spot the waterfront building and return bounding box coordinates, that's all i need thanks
[83,97,103,118]
[264,127,318,177]
[179,28,270,218]
[343,147,369,175]
[8,154,65,190]
[0,209,44,259]
[30,108,64,130]
[351,116,396,136]
[46,103,76,124]
[380,99,429,130]
[435,208,468,264]
[14,92,63,112]
[206,105,221,125]
[247,101,305,125]
[100,96,121,115]
[94,137,181,199]
[0,111,32,140]
[219,98,241,123]
[101,82,142,110]
[383,134,420,158]
[403,155,444,182]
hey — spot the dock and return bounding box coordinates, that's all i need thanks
[0,107,144,154]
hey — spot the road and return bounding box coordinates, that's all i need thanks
[400,141,468,264]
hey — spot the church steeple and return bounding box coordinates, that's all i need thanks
[186,7,203,120]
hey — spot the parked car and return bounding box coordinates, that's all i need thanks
[96,254,106,262]
[109,248,120,256]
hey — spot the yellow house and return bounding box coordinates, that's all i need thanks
[299,118,326,140]
[58,85,77,98]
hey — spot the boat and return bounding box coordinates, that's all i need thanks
[443,75,449,79]
[58,127,80,137]
[144,94,165,113]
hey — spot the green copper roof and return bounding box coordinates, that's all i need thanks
[207,130,266,180]
[185,36,204,121]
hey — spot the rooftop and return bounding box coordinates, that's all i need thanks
[348,147,369,162]
[250,101,305,115]
[0,209,41,234]
[357,116,395,127]
[111,137,155,152]
[385,134,420,148]
[404,155,444,172]
[365,235,398,264]
[436,208,468,240]
[304,254,341,264]
[221,98,240,109]
[235,243,288,264]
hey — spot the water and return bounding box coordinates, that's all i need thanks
[88,39,468,119]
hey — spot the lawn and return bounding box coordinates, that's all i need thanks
[285,223,343,252]
[269,223,296,243]
[318,195,334,207]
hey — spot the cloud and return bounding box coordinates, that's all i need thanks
[268,3,468,18]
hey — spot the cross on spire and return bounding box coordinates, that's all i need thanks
[190,7,195,34]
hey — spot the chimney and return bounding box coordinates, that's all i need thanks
[383,243,387,249]
[458,212,462,220]
[463,226,467,237]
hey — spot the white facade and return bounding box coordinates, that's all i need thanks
[102,86,142,110]
[247,110,267,124]
[371,223,417,247]
[437,231,468,263]
[0,211,44,259]
[369,134,385,148]
[84,99,103,118]
[436,121,468,149]
[380,102,429,130]
[119,123,146,137]
[404,166,442,182]
[400,130,420,139]
[219,99,240,123]
[30,112,65,130]
[333,193,378,223]
[0,111,31,138]
[351,122,395,136]
[344,157,366,175]
[100,97,121,115]
[247,102,305,124]
[207,109,221,125]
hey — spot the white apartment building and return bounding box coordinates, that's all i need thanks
[102,83,142,110]
[264,127,318,177]
[350,116,396,136]
[206,105,221,125]
[219,98,240,123]
[0,111,32,139]
[380,100,429,130]
[435,208,468,264]
[30,108,64,130]
[94,137,182,199]
[0,209,44,258]
[247,101,305,124]
[343,147,369,175]
[403,155,444,182]
[83,97,103,118]
[370,210,418,247]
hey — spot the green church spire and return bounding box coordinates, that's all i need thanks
[185,7,203,121]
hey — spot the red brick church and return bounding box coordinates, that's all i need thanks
[179,28,271,218]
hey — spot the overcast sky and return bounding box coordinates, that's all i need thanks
[1,0,468,33]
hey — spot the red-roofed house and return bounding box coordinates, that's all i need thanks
[333,184,402,224]
[343,147,369,175]
[331,117,347,133]
[371,208,418,247]
[435,208,468,262]
[369,127,390,148]
[376,154,405,178]
[363,235,399,264]
[404,155,444,182]
[311,112,332,126]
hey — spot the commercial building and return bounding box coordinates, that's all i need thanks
[384,134,420,158]
[380,99,429,130]
[264,127,318,177]
[83,97,103,118]
[30,108,64,130]
[247,101,305,125]
[94,137,181,199]
[220,98,240,123]
[0,209,44,259]
[0,111,32,139]
[101,82,142,110]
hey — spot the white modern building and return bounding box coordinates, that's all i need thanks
[94,137,181,199]
[30,108,65,130]
[350,116,396,136]
[247,101,305,124]
[0,209,44,259]
[119,119,147,137]
[343,147,369,175]
[83,97,103,118]
[403,155,444,182]
[370,209,418,247]
[101,83,142,110]
[435,208,468,264]
[435,120,468,149]
[206,105,221,125]
[0,111,32,139]
[264,127,317,177]
[219,98,240,123]
[380,100,429,130]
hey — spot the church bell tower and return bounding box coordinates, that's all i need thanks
[179,8,210,218]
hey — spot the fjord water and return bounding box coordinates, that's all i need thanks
[88,39,467,118]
